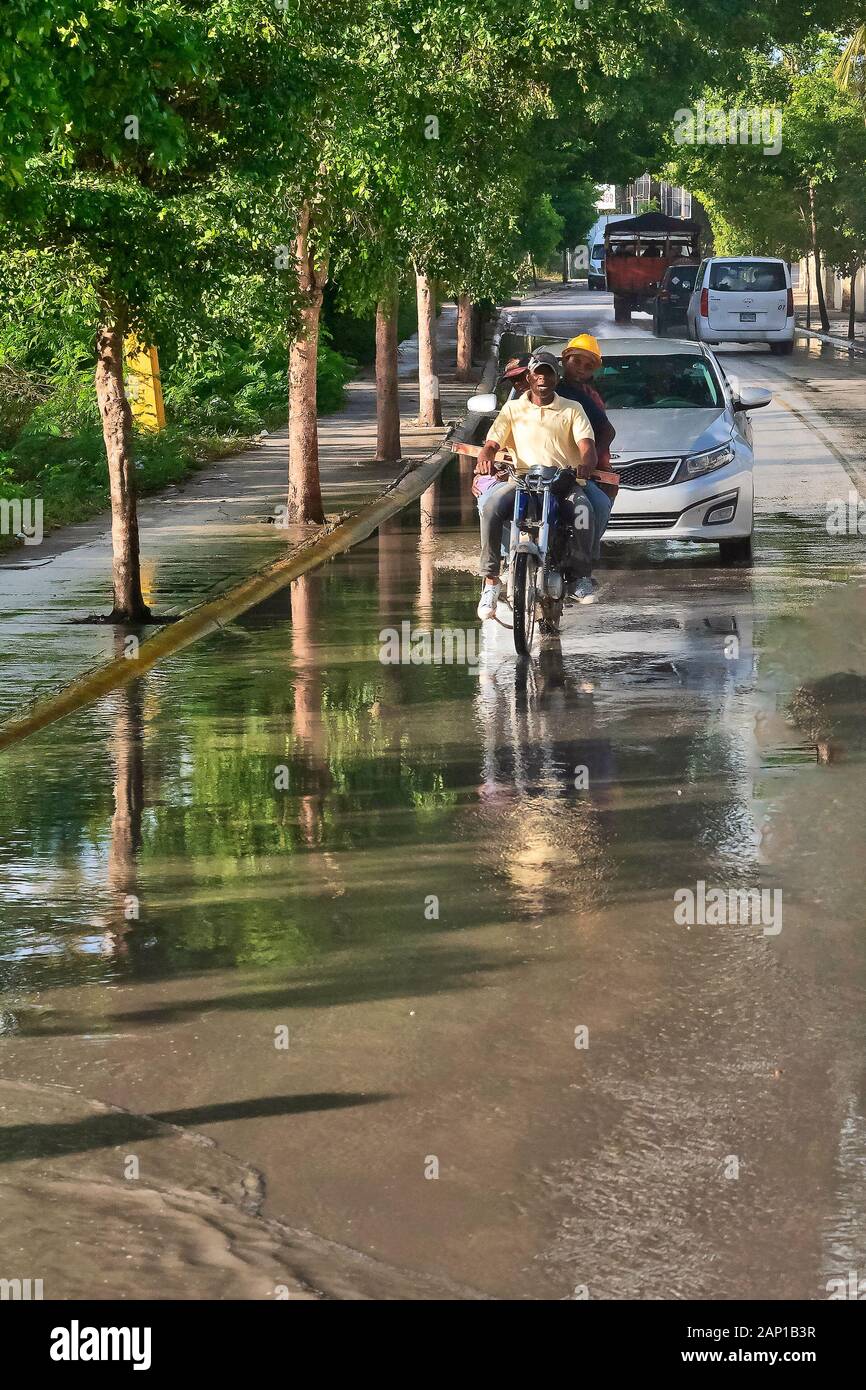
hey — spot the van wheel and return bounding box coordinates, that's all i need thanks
[719,536,753,565]
[614,295,631,323]
[770,341,794,355]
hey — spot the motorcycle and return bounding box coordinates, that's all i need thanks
[499,461,575,656]
[452,433,618,659]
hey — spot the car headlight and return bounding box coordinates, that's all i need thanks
[683,443,736,478]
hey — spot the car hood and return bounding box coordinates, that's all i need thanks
[606,408,731,460]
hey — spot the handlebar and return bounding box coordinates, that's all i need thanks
[503,463,579,491]
[450,441,617,487]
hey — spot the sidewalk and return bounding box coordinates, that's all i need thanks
[0,304,483,724]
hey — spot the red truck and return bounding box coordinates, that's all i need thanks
[604,210,701,323]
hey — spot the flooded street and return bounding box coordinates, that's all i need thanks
[3,291,866,1300]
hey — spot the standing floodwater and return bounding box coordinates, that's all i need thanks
[2,297,866,1299]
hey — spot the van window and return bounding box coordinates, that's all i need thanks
[709,261,786,293]
[694,260,709,288]
[592,243,605,262]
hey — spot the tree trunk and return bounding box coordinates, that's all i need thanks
[562,248,569,283]
[455,293,473,381]
[797,200,811,329]
[814,254,830,333]
[94,318,150,622]
[808,184,830,332]
[288,201,328,524]
[415,268,442,427]
[471,303,484,364]
[849,269,857,340]
[375,290,402,462]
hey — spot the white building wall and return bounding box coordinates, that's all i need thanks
[796,254,866,320]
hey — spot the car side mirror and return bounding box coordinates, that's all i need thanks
[467,392,497,414]
[733,386,772,411]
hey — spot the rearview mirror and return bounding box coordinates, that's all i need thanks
[467,392,497,414]
[733,386,772,411]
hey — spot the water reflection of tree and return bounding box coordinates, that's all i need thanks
[457,453,475,528]
[377,513,413,625]
[104,633,145,957]
[416,479,439,626]
[373,513,417,756]
[290,572,329,848]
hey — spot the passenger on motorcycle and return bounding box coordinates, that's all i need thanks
[558,335,616,564]
[474,350,599,620]
[473,355,530,513]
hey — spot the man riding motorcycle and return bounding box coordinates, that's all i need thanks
[474,351,599,619]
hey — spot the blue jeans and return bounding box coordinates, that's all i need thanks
[478,480,595,580]
[584,479,612,561]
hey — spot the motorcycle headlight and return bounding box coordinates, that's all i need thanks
[684,443,736,478]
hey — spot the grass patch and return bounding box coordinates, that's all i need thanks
[0,339,356,552]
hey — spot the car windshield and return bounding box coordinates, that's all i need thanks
[709,261,786,292]
[597,354,723,409]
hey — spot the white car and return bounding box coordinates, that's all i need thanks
[592,337,768,562]
[468,337,771,564]
[686,255,795,354]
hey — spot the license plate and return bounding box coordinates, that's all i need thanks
[740,312,756,322]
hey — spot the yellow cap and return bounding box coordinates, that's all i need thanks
[563,334,602,366]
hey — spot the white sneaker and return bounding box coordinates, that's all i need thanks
[477,580,502,620]
[568,577,597,605]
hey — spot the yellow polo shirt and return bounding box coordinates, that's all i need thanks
[486,392,594,479]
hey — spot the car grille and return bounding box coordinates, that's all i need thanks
[607,512,681,529]
[615,457,682,489]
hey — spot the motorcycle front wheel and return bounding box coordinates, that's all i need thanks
[512,552,539,657]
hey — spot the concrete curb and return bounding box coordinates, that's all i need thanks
[0,338,502,753]
[796,324,866,358]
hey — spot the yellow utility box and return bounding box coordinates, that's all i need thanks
[124,337,166,431]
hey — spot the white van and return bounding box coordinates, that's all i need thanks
[587,237,606,290]
[686,256,795,354]
[584,213,632,290]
